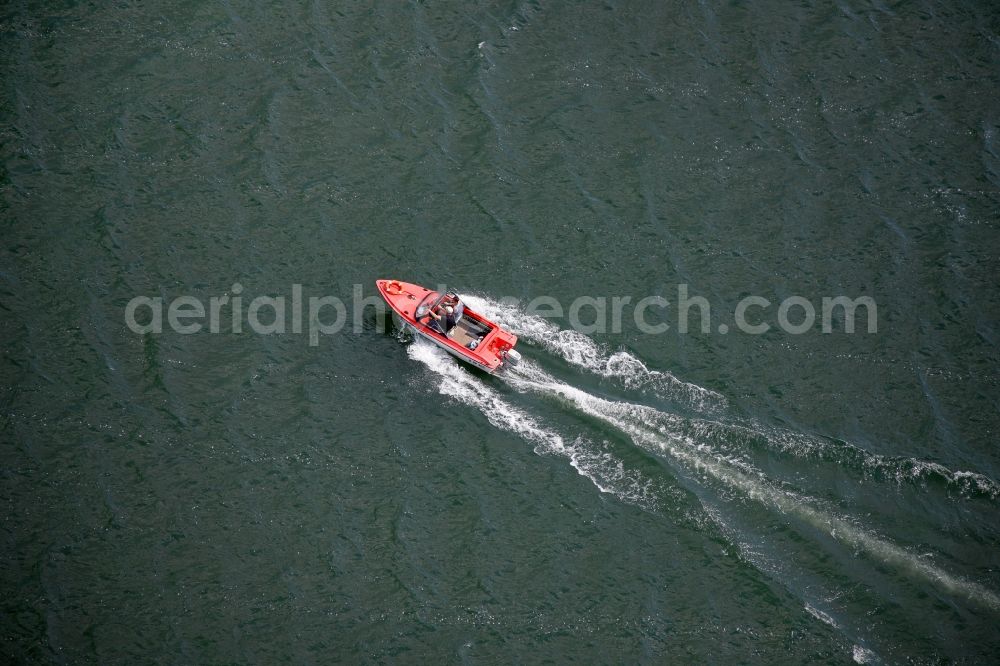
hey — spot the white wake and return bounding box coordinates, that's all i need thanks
[406,340,659,511]
[461,293,727,412]
[504,360,1000,612]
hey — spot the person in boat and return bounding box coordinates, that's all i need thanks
[427,303,456,333]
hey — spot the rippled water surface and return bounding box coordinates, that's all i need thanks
[3,0,999,662]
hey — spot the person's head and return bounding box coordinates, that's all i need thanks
[444,305,454,314]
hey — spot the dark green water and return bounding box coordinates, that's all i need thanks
[3,0,999,662]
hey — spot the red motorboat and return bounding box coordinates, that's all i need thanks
[376,279,520,374]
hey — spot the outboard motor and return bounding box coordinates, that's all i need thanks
[504,349,521,366]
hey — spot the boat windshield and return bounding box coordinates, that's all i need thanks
[414,290,465,326]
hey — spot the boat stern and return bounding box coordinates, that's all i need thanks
[473,328,520,374]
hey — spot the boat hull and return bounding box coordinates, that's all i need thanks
[376,279,519,374]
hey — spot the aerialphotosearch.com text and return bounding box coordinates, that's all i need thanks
[124,283,877,346]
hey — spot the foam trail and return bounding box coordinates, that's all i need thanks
[461,295,999,499]
[731,421,1000,500]
[505,362,1000,612]
[596,397,1000,501]
[461,293,726,412]
[406,340,658,510]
